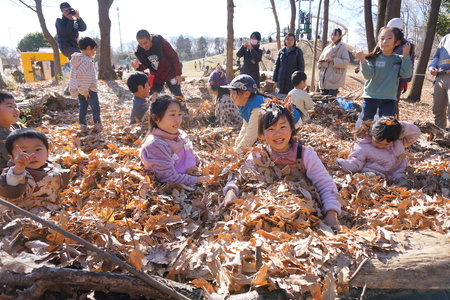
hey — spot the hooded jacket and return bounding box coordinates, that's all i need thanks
[273,46,305,94]
[55,15,87,49]
[69,52,98,97]
[317,41,350,90]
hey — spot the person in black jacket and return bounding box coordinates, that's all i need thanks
[236,32,263,88]
[273,33,305,94]
[55,2,87,59]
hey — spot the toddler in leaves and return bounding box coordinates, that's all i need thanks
[336,116,421,182]
[139,95,212,185]
[0,128,75,213]
[222,100,341,227]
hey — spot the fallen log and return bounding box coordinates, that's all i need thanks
[350,231,450,289]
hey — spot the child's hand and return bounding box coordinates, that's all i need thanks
[9,145,35,175]
[324,210,339,229]
[352,49,366,63]
[402,42,411,56]
[429,67,438,76]
[197,174,213,183]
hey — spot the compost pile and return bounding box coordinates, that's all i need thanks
[0,78,449,299]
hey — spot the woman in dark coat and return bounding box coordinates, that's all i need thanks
[236,31,263,88]
[273,33,305,94]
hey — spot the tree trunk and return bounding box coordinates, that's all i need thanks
[350,231,450,289]
[226,0,235,82]
[289,0,296,34]
[0,76,7,90]
[376,0,387,37]
[364,0,376,51]
[269,0,281,50]
[321,0,329,50]
[407,0,442,102]
[310,0,323,92]
[97,0,115,80]
[385,0,401,23]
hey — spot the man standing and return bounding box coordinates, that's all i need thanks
[429,33,450,130]
[132,30,183,98]
[55,2,87,59]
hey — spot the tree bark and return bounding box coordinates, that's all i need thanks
[269,0,281,50]
[226,0,235,82]
[321,0,329,50]
[407,0,442,102]
[310,0,323,92]
[376,0,387,36]
[289,0,296,34]
[365,0,376,51]
[97,0,115,80]
[385,0,402,23]
[350,231,450,289]
[0,75,7,89]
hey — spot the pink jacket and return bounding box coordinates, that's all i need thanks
[337,122,421,180]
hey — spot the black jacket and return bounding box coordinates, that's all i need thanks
[55,16,87,49]
[236,44,263,87]
[273,46,305,94]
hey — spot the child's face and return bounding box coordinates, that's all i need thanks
[0,98,20,129]
[260,115,292,153]
[371,137,393,149]
[137,82,150,98]
[11,137,49,169]
[84,46,97,58]
[154,103,182,134]
[378,29,400,54]
[296,80,306,90]
[230,89,250,106]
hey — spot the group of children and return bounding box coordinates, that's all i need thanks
[0,26,422,228]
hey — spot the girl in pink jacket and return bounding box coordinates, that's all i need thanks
[223,101,341,228]
[139,95,212,185]
[337,116,421,180]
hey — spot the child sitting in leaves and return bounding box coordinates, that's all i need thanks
[222,100,341,228]
[139,95,213,185]
[336,116,421,183]
[0,128,75,213]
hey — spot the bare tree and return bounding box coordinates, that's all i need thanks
[364,0,376,51]
[289,0,296,34]
[321,0,329,49]
[407,0,442,102]
[385,0,402,23]
[226,0,235,82]
[97,0,115,80]
[16,0,62,83]
[310,0,323,92]
[269,0,281,50]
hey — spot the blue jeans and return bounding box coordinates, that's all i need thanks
[321,89,339,96]
[361,98,396,121]
[78,91,101,125]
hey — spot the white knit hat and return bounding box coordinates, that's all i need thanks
[387,18,404,30]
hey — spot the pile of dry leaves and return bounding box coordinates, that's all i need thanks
[0,78,449,299]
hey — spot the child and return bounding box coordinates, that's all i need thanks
[223,101,341,227]
[127,72,150,124]
[0,92,22,171]
[0,128,73,212]
[139,95,213,185]
[69,36,102,132]
[353,27,412,121]
[336,116,421,181]
[287,71,315,123]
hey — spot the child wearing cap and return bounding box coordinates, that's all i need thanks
[222,75,265,153]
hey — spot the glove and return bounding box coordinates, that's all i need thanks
[401,81,408,94]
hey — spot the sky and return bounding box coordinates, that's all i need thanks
[0,0,365,51]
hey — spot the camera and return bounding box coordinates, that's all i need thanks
[68,7,76,15]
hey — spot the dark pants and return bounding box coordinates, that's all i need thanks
[78,91,101,125]
[361,98,396,121]
[60,47,80,60]
[320,89,339,97]
[151,81,183,99]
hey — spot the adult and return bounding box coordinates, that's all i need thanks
[132,30,183,98]
[236,32,263,88]
[55,2,87,59]
[209,65,242,127]
[273,33,305,94]
[428,33,450,130]
[387,18,415,119]
[317,28,350,96]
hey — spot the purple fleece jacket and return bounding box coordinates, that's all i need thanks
[337,122,421,180]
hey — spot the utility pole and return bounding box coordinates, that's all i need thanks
[116,7,123,52]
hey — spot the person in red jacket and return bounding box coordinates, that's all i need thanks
[131,30,183,99]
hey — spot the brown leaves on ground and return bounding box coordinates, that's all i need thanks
[0,78,449,299]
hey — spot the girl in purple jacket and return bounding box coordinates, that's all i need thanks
[222,101,341,228]
[337,116,421,181]
[139,95,212,185]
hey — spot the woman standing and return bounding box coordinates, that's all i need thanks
[236,32,263,88]
[317,28,350,96]
[273,33,305,94]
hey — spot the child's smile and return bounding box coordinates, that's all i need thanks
[155,103,182,134]
[12,137,49,170]
[261,116,292,153]
[0,98,20,128]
